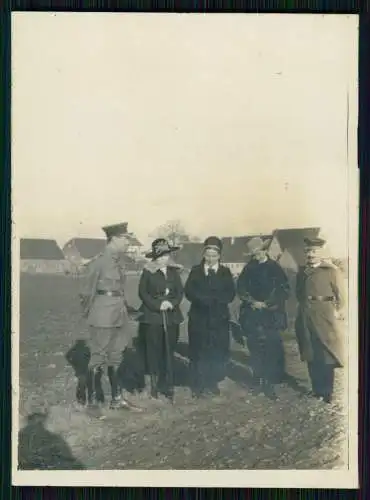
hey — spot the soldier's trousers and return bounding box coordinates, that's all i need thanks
[307,362,335,399]
[306,333,336,398]
[88,326,126,370]
[87,326,130,401]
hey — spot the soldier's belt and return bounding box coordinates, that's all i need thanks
[307,295,334,302]
[96,290,124,297]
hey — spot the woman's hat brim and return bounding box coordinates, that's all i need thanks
[145,246,180,259]
[203,244,222,253]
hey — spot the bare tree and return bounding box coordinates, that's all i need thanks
[149,219,192,246]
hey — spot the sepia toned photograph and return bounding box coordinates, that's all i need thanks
[12,12,359,488]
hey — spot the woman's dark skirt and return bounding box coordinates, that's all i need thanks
[134,322,179,396]
[188,318,230,394]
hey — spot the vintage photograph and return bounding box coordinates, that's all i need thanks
[12,13,358,487]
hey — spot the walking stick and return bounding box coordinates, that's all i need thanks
[162,310,174,404]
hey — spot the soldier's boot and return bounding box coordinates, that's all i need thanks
[86,370,94,405]
[150,374,159,399]
[108,366,143,411]
[94,367,105,404]
[262,379,278,401]
[87,367,105,408]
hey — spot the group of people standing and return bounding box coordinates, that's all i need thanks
[68,222,345,413]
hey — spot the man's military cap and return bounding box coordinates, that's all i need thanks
[303,237,327,248]
[102,222,128,239]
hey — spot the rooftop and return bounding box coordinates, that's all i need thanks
[63,238,107,259]
[273,227,321,266]
[20,239,65,260]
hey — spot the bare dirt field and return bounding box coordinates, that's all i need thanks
[17,274,348,470]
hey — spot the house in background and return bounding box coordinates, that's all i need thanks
[63,236,145,274]
[124,233,144,259]
[172,242,204,270]
[63,232,143,267]
[20,238,69,274]
[221,235,273,276]
[62,238,107,269]
[270,227,321,272]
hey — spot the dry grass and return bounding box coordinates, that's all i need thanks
[17,274,348,470]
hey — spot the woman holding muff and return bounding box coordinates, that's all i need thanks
[137,238,184,401]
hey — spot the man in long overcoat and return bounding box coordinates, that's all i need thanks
[237,237,290,399]
[295,237,346,403]
[79,222,141,411]
[185,236,236,398]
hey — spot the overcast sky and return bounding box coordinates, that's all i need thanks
[12,13,358,256]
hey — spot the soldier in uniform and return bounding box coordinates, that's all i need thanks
[295,237,346,404]
[79,222,142,411]
[237,237,290,400]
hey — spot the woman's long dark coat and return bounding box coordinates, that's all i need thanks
[184,263,236,363]
[236,258,290,334]
[135,265,184,383]
[138,265,184,326]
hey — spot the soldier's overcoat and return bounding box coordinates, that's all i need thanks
[294,262,346,367]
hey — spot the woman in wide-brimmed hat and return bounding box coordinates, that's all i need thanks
[136,238,184,401]
[237,236,290,400]
[184,236,236,398]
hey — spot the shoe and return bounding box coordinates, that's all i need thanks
[303,390,318,399]
[208,386,221,396]
[263,383,278,401]
[110,397,143,412]
[150,388,159,399]
[192,390,206,399]
[160,390,174,403]
[323,395,333,404]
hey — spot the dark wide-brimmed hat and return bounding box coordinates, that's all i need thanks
[102,222,128,239]
[303,237,326,248]
[203,236,223,253]
[145,238,180,260]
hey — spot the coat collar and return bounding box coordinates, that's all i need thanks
[144,259,183,274]
[303,260,337,276]
[204,262,220,274]
[144,261,166,274]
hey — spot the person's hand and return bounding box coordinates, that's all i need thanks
[160,300,173,311]
[252,301,266,310]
